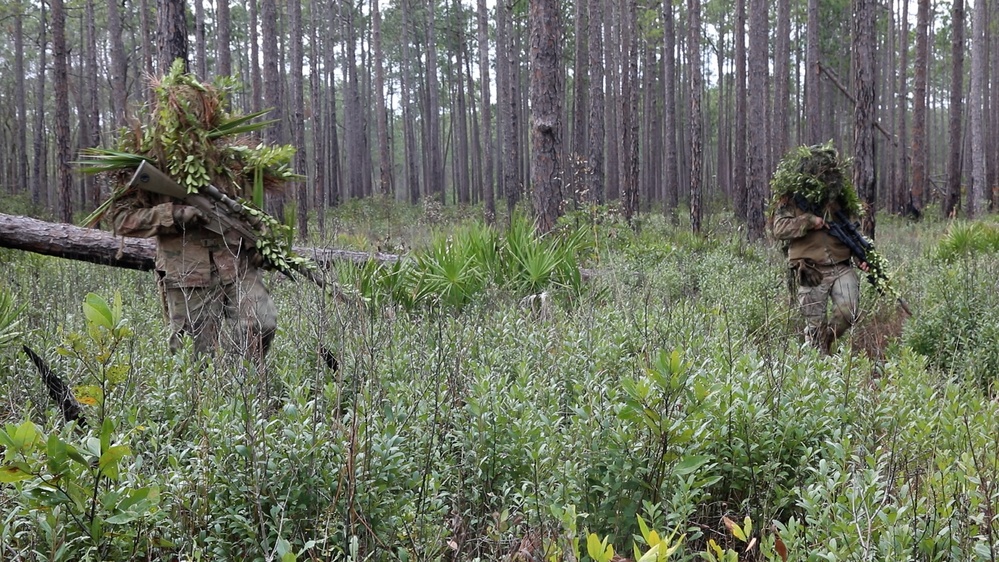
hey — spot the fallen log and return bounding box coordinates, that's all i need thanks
[0,212,400,271]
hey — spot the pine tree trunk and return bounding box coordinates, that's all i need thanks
[13,1,26,195]
[605,0,620,202]
[500,1,520,217]
[530,0,564,233]
[31,2,48,208]
[290,0,308,239]
[662,0,677,214]
[156,0,188,72]
[688,0,703,234]
[194,0,206,77]
[106,0,127,126]
[401,0,421,204]
[746,0,768,240]
[805,0,822,143]
[853,0,876,237]
[621,0,639,223]
[216,0,232,78]
[970,0,988,217]
[262,0,281,142]
[896,0,910,215]
[249,0,262,113]
[373,0,393,198]
[733,0,747,220]
[52,0,73,223]
[571,0,588,162]
[587,0,606,205]
[773,0,791,161]
[911,0,929,217]
[945,0,966,218]
[477,0,495,222]
[426,3,445,203]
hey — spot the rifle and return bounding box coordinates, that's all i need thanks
[127,161,328,290]
[794,195,912,316]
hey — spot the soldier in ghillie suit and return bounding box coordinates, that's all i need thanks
[111,189,277,361]
[83,63,302,364]
[770,143,869,354]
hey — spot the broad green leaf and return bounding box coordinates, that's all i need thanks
[98,445,131,479]
[83,293,113,330]
[106,363,129,384]
[674,455,710,476]
[13,421,38,452]
[0,463,33,483]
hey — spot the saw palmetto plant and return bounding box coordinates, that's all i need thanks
[76,60,309,276]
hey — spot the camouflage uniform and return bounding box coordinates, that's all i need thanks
[772,199,861,354]
[112,190,277,360]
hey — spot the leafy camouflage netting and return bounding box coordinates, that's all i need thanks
[77,61,311,277]
[770,141,862,216]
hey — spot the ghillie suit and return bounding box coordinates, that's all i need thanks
[769,143,865,354]
[78,62,305,363]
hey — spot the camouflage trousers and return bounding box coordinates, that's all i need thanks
[161,267,277,362]
[796,261,860,354]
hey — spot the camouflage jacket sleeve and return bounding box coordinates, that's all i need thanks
[110,190,179,238]
[771,199,819,241]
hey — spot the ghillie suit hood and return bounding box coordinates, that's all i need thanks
[770,142,862,216]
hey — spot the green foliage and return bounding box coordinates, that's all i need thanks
[5,207,999,560]
[934,220,999,262]
[770,142,862,215]
[0,284,25,349]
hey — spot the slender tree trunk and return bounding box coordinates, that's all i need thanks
[342,2,364,200]
[571,0,588,162]
[896,0,910,214]
[621,0,639,223]
[84,0,101,206]
[310,8,325,233]
[477,0,495,222]
[688,0,703,233]
[945,0,966,218]
[289,0,308,239]
[31,2,48,208]
[194,0,206,78]
[401,0,421,204]
[529,0,564,232]
[911,0,929,217]
[773,0,791,162]
[249,0,262,113]
[373,0,393,198]
[426,1,445,203]
[14,1,27,195]
[107,0,127,126]
[970,0,989,217]
[733,0,747,221]
[662,0,678,214]
[746,0,768,239]
[139,0,154,101]
[500,1,520,216]
[805,0,822,143]
[853,0,876,236]
[261,0,281,142]
[53,0,73,222]
[605,1,621,202]
[217,0,232,78]
[587,0,606,205]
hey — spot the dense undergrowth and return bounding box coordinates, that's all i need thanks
[1,201,999,561]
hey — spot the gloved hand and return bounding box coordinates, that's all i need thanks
[172,205,204,228]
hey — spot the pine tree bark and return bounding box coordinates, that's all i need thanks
[945,0,966,218]
[621,0,639,223]
[156,0,188,72]
[477,0,496,222]
[970,0,988,217]
[426,3,445,203]
[773,0,791,161]
[13,0,27,195]
[895,0,910,215]
[194,0,206,77]
[249,0,262,112]
[688,0,703,234]
[605,1,621,202]
[106,0,127,126]
[52,0,73,223]
[805,0,822,143]
[570,0,588,162]
[911,0,929,217]
[500,1,520,216]
[216,0,232,78]
[662,0,678,214]
[746,0,768,239]
[853,0,876,237]
[733,0,747,220]
[587,0,606,205]
[401,0,421,204]
[31,2,48,208]
[290,0,308,239]
[529,0,564,233]
[373,0,393,198]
